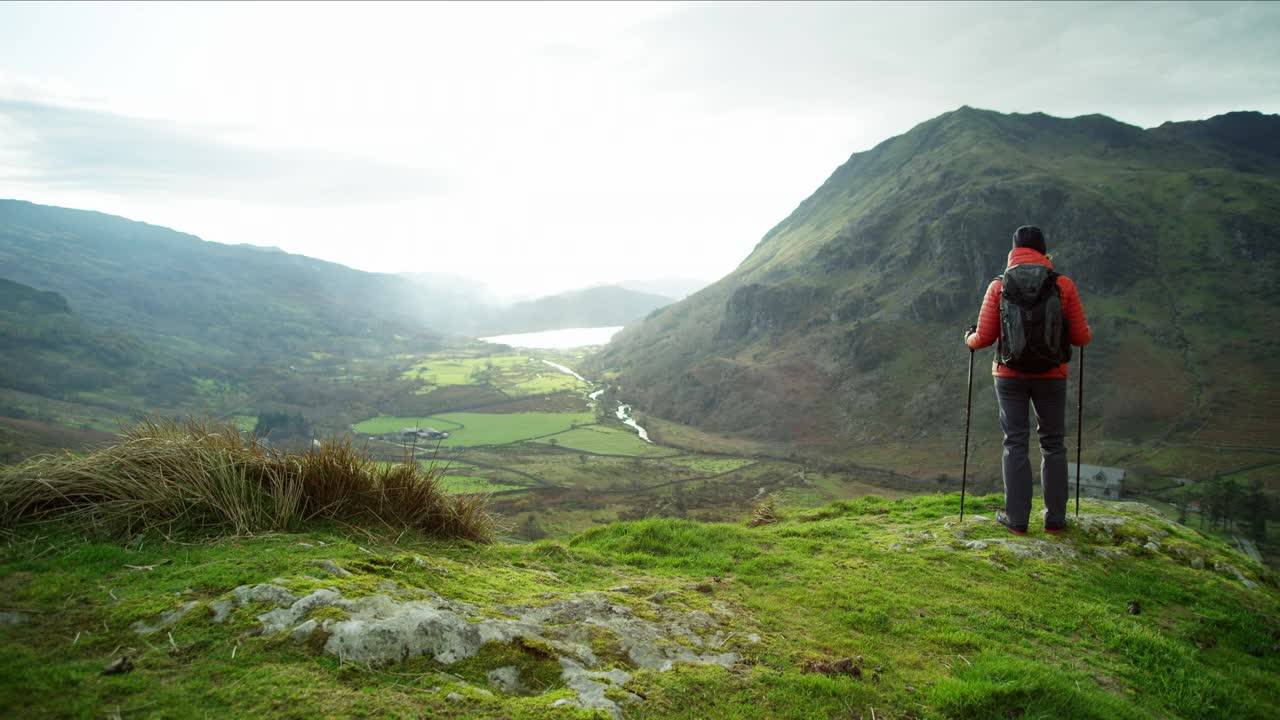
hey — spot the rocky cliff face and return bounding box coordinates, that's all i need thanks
[590,107,1280,449]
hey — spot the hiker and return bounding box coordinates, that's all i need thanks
[964,226,1092,534]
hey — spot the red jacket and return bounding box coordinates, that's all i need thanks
[966,247,1092,378]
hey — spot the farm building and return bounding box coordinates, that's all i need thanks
[399,427,449,441]
[1067,463,1125,499]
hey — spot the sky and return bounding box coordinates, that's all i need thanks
[1,1,1278,299]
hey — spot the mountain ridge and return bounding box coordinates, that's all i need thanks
[590,107,1280,473]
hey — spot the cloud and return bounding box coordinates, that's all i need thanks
[0,98,451,206]
[630,1,1280,127]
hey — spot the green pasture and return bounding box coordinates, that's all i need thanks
[535,425,676,457]
[432,412,595,447]
[437,475,528,494]
[664,455,755,473]
[353,416,467,435]
[401,354,588,397]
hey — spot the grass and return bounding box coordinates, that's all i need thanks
[0,418,495,542]
[0,494,1274,719]
[353,415,467,435]
[437,475,528,494]
[534,425,675,457]
[664,455,755,473]
[401,355,588,397]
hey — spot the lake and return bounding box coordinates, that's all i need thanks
[479,326,623,349]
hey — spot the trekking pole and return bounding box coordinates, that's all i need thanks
[1075,346,1085,517]
[961,333,976,521]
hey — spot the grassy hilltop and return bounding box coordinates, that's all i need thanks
[0,429,1276,718]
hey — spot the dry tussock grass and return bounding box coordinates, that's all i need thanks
[0,418,495,541]
[748,495,779,527]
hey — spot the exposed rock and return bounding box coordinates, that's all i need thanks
[214,582,743,713]
[259,589,344,634]
[291,619,319,643]
[233,584,296,607]
[959,537,1080,561]
[209,601,234,623]
[132,601,198,635]
[558,658,638,719]
[0,611,29,626]
[1127,600,1141,615]
[1214,562,1260,589]
[486,666,528,695]
[445,692,465,702]
[310,560,352,578]
[1143,542,1162,554]
[1074,513,1168,546]
[325,599,499,664]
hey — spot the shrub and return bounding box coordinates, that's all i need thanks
[0,418,494,541]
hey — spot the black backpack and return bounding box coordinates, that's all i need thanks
[997,264,1071,373]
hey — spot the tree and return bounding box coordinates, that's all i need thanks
[1245,480,1270,544]
[1223,480,1242,531]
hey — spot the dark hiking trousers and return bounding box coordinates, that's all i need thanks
[995,377,1068,528]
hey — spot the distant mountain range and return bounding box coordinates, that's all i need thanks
[591,108,1280,458]
[0,200,452,367]
[478,285,673,336]
[0,201,677,362]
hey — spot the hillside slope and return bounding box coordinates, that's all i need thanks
[590,108,1280,462]
[0,200,452,365]
[0,495,1275,718]
[0,277,176,402]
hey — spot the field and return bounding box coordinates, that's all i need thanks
[432,412,595,447]
[354,416,467,435]
[664,455,755,473]
[534,425,677,457]
[401,354,587,397]
[437,474,528,494]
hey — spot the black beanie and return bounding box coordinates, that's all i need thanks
[1013,225,1046,254]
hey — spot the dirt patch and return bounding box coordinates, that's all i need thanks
[799,655,863,679]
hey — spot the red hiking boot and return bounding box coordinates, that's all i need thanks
[995,508,1028,535]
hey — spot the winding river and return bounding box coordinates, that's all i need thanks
[540,364,651,444]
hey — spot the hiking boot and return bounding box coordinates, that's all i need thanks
[1043,518,1066,534]
[995,508,1028,535]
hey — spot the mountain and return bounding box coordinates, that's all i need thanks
[481,285,673,335]
[591,108,1280,461]
[618,276,711,300]
[0,200,458,366]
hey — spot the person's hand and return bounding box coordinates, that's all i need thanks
[963,325,977,343]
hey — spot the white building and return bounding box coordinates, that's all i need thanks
[1067,463,1125,499]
